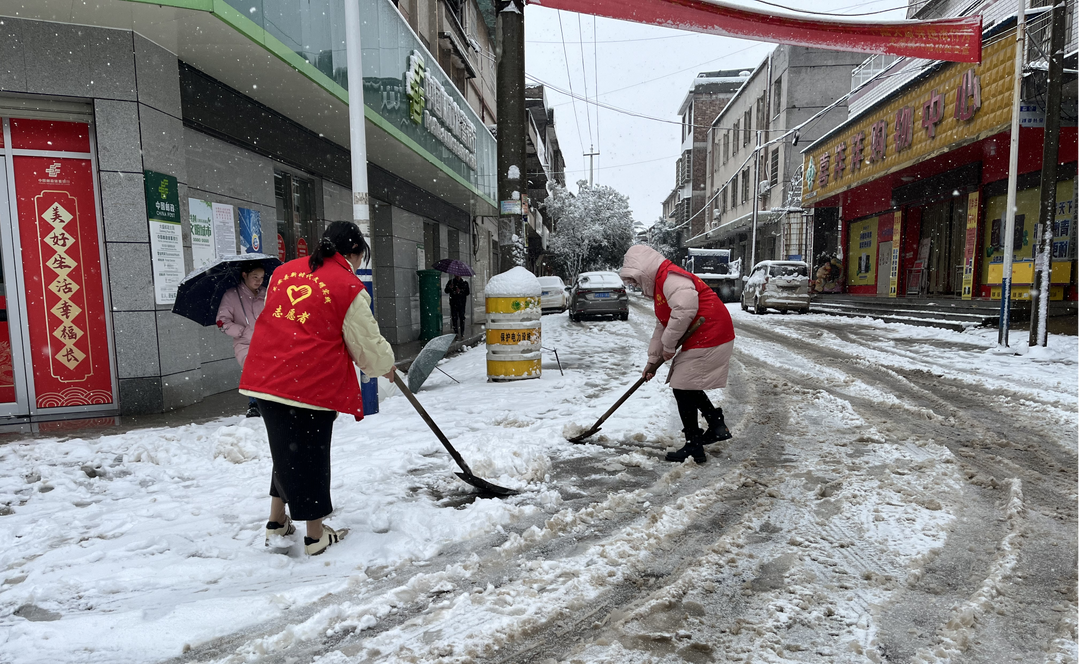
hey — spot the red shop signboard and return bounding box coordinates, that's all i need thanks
[15,156,113,408]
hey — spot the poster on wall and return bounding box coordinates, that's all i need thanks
[847,217,877,286]
[888,212,902,298]
[212,202,236,258]
[17,156,114,408]
[239,208,262,254]
[145,171,184,305]
[189,198,215,272]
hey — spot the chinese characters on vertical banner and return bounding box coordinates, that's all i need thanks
[962,192,980,299]
[15,156,112,408]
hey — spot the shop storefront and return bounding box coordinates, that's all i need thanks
[802,21,1078,303]
[0,0,499,421]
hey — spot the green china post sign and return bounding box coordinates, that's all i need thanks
[144,171,184,305]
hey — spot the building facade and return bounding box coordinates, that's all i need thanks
[0,0,501,422]
[692,45,866,268]
[670,71,749,241]
[801,6,1078,302]
[524,85,566,275]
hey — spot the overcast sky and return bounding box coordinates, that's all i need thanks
[523,0,910,225]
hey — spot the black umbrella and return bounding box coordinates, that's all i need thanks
[172,253,282,326]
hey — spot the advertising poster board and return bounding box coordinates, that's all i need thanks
[145,171,184,305]
[212,202,237,258]
[238,208,262,254]
[189,198,215,272]
[847,217,877,286]
[18,157,113,407]
[889,211,902,297]
[962,192,979,299]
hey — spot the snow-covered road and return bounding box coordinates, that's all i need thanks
[0,299,1075,664]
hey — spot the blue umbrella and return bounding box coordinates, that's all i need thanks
[172,253,282,326]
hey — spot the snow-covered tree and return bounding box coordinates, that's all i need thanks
[646,215,682,263]
[544,180,635,278]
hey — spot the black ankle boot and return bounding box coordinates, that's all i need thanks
[701,407,731,445]
[666,430,707,464]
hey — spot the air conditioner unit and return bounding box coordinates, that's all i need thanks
[712,208,721,219]
[758,180,771,195]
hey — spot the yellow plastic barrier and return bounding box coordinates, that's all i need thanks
[485,267,542,382]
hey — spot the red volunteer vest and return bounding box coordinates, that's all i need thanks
[241,254,367,420]
[654,260,735,350]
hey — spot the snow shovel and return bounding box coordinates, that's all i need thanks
[392,372,519,497]
[567,317,704,444]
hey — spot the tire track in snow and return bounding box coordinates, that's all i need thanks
[736,321,1076,663]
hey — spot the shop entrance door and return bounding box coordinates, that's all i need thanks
[922,199,967,296]
[0,156,31,419]
[877,241,892,295]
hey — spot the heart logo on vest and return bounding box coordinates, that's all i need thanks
[286,284,312,305]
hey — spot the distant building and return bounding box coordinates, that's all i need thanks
[691,45,865,269]
[670,70,749,243]
[524,85,566,274]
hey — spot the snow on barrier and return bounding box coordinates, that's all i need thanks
[485,267,542,381]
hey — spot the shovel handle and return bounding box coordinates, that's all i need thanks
[392,372,474,476]
[580,317,705,434]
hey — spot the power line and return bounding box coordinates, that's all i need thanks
[576,13,593,146]
[556,10,587,157]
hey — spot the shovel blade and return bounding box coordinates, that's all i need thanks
[455,472,519,497]
[567,426,601,444]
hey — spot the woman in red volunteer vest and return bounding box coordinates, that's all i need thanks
[619,245,735,465]
[241,221,396,556]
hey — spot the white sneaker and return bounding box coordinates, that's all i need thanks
[304,525,346,556]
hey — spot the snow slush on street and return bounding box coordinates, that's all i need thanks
[0,300,1075,664]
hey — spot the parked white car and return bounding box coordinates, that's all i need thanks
[741,260,811,314]
[538,276,568,313]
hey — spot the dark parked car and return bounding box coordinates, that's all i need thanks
[568,271,629,322]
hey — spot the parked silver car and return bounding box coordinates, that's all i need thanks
[538,276,568,313]
[568,271,629,321]
[741,260,811,314]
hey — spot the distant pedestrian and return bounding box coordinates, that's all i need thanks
[216,261,267,418]
[619,245,735,464]
[240,221,396,556]
[445,274,470,338]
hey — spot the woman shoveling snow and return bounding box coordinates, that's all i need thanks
[619,245,735,464]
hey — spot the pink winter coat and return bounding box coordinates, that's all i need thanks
[619,245,734,390]
[216,285,266,367]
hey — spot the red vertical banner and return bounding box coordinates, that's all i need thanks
[15,156,113,408]
[0,296,13,402]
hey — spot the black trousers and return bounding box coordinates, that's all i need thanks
[259,398,338,521]
[672,389,715,437]
[449,299,467,334]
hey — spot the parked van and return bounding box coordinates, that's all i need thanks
[741,261,811,314]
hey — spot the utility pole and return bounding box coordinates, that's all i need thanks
[584,145,600,186]
[344,0,377,407]
[496,0,526,272]
[998,0,1027,347]
[1029,0,1066,347]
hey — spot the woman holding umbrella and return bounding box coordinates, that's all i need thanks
[216,261,267,418]
[240,221,396,556]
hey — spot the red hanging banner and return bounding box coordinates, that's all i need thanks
[529,0,982,63]
[15,156,114,409]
